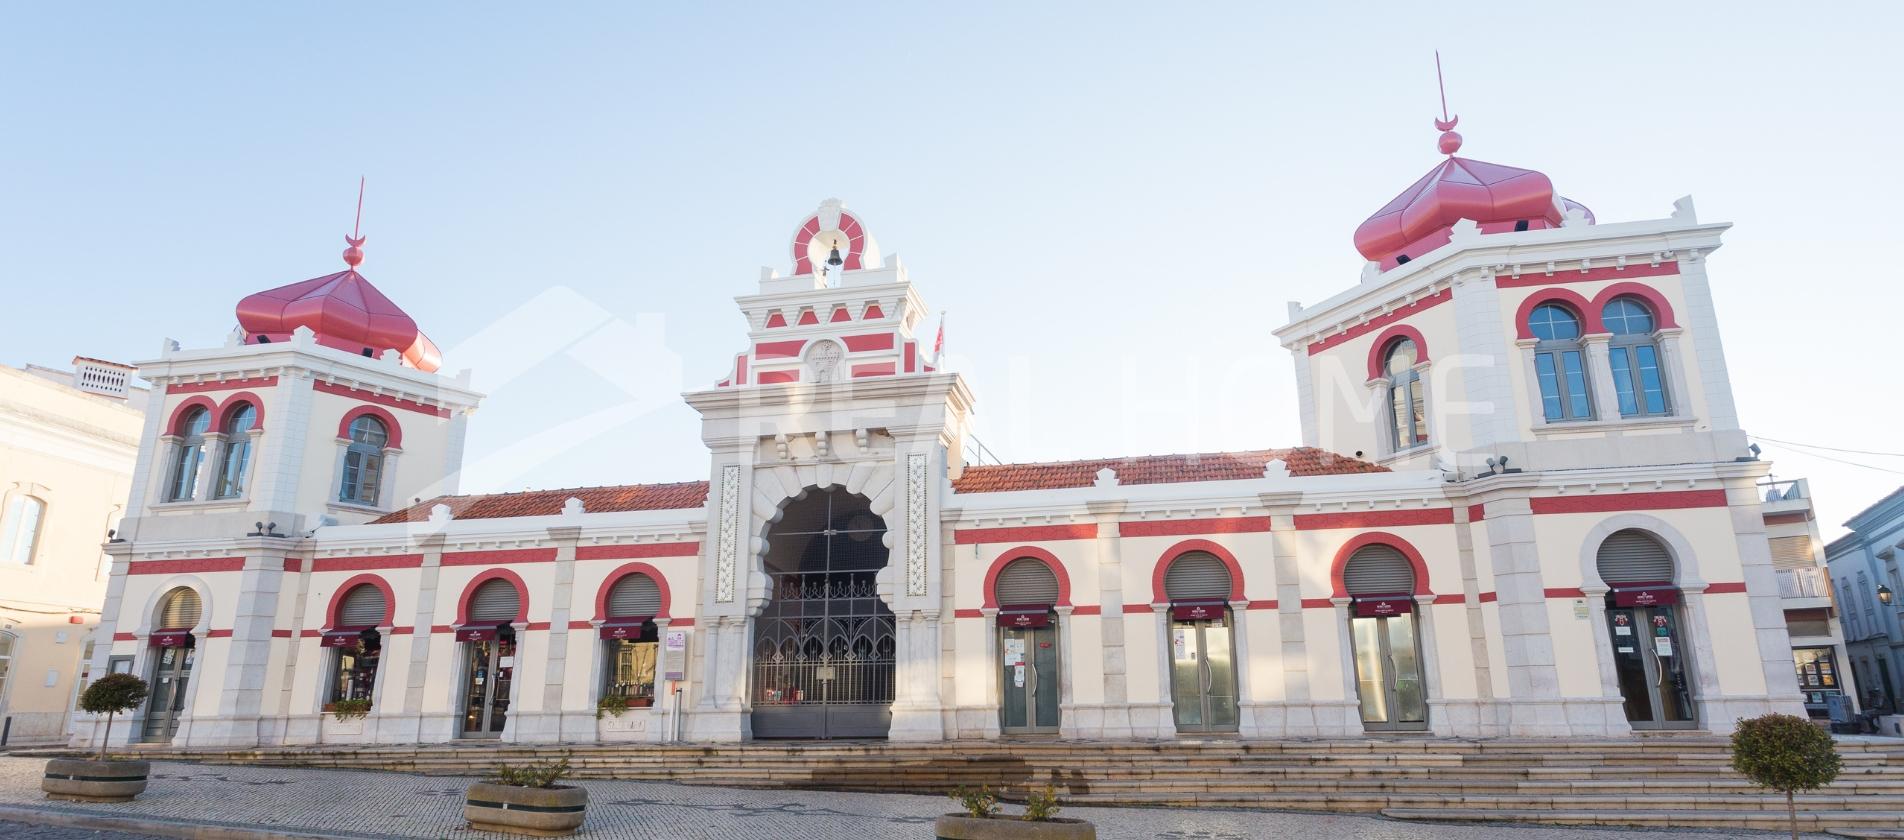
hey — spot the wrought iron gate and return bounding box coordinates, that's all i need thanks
[751,488,896,739]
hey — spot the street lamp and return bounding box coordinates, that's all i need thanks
[1878,585,1894,606]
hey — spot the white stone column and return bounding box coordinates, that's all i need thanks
[1228,601,1259,736]
[1151,604,1178,738]
[1581,584,1633,737]
[978,607,1002,740]
[1087,501,1130,738]
[1654,327,1691,418]
[1581,334,1621,420]
[1332,597,1361,736]
[1055,605,1078,738]
[1414,595,1451,736]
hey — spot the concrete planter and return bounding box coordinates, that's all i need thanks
[42,758,150,803]
[935,815,1095,840]
[465,782,587,836]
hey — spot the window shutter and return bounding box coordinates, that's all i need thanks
[995,558,1060,606]
[1164,551,1232,601]
[1596,530,1674,584]
[606,573,662,618]
[466,579,521,623]
[1343,544,1416,595]
[1769,536,1813,571]
[338,583,387,627]
[159,588,202,629]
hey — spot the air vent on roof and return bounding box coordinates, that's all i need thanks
[71,357,132,400]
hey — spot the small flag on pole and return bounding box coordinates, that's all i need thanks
[932,313,946,365]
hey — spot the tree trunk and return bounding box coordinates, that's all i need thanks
[98,712,113,761]
[1786,788,1797,840]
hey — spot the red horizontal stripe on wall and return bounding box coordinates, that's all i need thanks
[1432,594,1465,605]
[954,608,984,619]
[1479,592,1498,603]
[167,376,279,394]
[312,554,425,572]
[1306,287,1453,355]
[1123,604,1155,614]
[431,625,454,634]
[843,333,896,352]
[281,558,302,573]
[128,556,245,575]
[1530,490,1728,515]
[568,620,594,630]
[113,632,136,641]
[206,629,233,638]
[1467,504,1486,522]
[1120,517,1272,538]
[1071,605,1103,616]
[300,629,322,638]
[1493,260,1679,289]
[577,543,700,561]
[313,380,451,418]
[1246,600,1279,610]
[754,339,806,360]
[442,548,557,566]
[851,362,897,378]
[1300,598,1337,609]
[1705,581,1749,594]
[670,618,694,628]
[1294,508,1455,530]
[525,622,551,631]
[755,370,799,385]
[389,626,414,635]
[271,629,294,638]
[1544,587,1586,598]
[953,524,1096,545]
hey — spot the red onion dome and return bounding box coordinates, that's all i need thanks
[1353,119,1573,270]
[235,236,443,373]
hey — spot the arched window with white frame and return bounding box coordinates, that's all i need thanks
[166,407,212,501]
[1528,303,1593,421]
[1382,337,1427,451]
[213,402,258,499]
[338,415,388,506]
[1602,296,1670,417]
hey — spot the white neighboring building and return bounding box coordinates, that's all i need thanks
[1827,487,1904,721]
[0,358,143,745]
[76,119,1809,750]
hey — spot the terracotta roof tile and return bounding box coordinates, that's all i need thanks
[950,448,1383,494]
[370,480,709,524]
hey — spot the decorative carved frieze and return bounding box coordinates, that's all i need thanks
[906,453,928,596]
[716,464,741,602]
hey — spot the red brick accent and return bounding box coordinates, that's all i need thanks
[981,547,1072,609]
[1246,600,1279,610]
[1120,517,1272,537]
[1479,592,1498,603]
[755,339,806,360]
[1494,260,1679,289]
[166,376,279,395]
[128,557,246,575]
[756,370,799,385]
[1431,594,1465,605]
[314,380,451,418]
[1705,581,1749,594]
[954,608,985,619]
[454,569,529,625]
[1306,287,1453,355]
[851,362,897,378]
[281,557,302,572]
[1296,508,1454,530]
[112,632,136,641]
[1151,539,1245,605]
[1467,504,1486,522]
[336,405,404,448]
[272,629,294,638]
[311,554,424,572]
[1300,598,1336,609]
[1529,490,1728,515]
[592,562,674,620]
[1365,324,1430,380]
[1329,533,1433,598]
[954,524,1096,545]
[1071,605,1103,616]
[576,542,700,561]
[844,333,896,352]
[1544,587,1587,598]
[443,548,556,566]
[326,574,398,627]
[206,629,233,638]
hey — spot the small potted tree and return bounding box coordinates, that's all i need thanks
[466,752,587,836]
[44,673,151,802]
[936,784,1095,839]
[1730,712,1843,840]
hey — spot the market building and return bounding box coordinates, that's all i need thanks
[73,116,1809,750]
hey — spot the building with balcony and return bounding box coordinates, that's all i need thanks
[1759,478,1854,718]
[1827,487,1904,719]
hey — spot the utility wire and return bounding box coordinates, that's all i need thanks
[1755,441,1904,477]
[1751,434,1904,459]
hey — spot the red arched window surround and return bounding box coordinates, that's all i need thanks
[1590,283,1679,330]
[592,562,674,621]
[1365,324,1431,381]
[1329,532,1433,598]
[325,573,398,629]
[215,392,267,433]
[165,397,218,436]
[1149,539,1246,606]
[1513,288,1599,339]
[454,568,530,625]
[981,547,1074,609]
[337,405,403,449]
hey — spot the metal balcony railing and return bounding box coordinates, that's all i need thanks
[1760,478,1809,503]
[1778,566,1829,599]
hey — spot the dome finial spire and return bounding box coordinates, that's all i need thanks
[1434,50,1461,155]
[342,176,366,269]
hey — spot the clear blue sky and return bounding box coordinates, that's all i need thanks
[3,3,1899,535]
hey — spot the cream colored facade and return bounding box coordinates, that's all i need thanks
[0,362,141,745]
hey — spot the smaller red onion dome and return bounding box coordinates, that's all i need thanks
[236,236,443,373]
[1353,116,1569,270]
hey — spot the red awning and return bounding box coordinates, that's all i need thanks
[455,626,500,642]
[1170,600,1227,622]
[997,605,1052,628]
[600,618,653,640]
[320,627,374,648]
[1613,584,1679,607]
[1353,595,1415,618]
[148,629,193,648]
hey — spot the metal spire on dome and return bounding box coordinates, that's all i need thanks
[342,176,366,269]
[1434,51,1461,155]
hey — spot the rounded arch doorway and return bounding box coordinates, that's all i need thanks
[750,487,895,739]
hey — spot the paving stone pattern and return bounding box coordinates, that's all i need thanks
[0,818,172,840]
[0,756,1827,840]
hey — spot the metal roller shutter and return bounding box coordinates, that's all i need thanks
[338,583,387,627]
[1164,551,1232,601]
[1596,529,1675,584]
[994,558,1060,606]
[1343,544,1415,595]
[1769,535,1813,571]
[159,588,202,629]
[466,578,521,623]
[606,572,662,617]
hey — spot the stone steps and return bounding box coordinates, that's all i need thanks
[1382,807,1904,831]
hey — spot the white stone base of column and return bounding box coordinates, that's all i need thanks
[416,712,461,743]
[1060,703,1134,740]
[1698,694,1807,733]
[1308,700,1363,736]
[372,713,425,744]
[506,711,567,743]
[888,704,946,742]
[948,705,1001,739]
[279,714,320,745]
[1561,697,1634,737]
[683,708,749,742]
[1239,701,1280,738]
[1126,702,1176,739]
[188,715,264,747]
